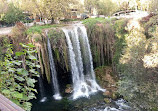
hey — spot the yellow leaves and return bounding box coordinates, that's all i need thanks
[127,19,141,31]
[0,0,8,14]
[120,19,147,65]
[5,0,79,20]
[143,52,158,68]
[143,37,158,68]
[121,19,158,68]
[119,49,131,64]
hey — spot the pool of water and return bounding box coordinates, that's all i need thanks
[31,91,134,111]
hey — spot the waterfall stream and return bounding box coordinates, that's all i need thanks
[62,23,105,100]
[47,36,62,100]
[38,75,47,102]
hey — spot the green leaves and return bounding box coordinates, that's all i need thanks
[36,65,41,68]
[19,43,35,48]
[28,55,37,60]
[11,99,21,106]
[2,89,10,95]
[2,3,25,24]
[11,92,23,99]
[13,60,22,66]
[0,43,40,111]
[27,43,35,48]
[28,92,36,99]
[27,78,36,87]
[17,68,29,76]
[14,75,25,82]
[23,102,32,111]
[8,68,15,73]
[15,52,24,57]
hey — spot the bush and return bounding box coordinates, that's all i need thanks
[0,43,40,111]
[2,4,25,25]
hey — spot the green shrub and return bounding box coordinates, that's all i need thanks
[0,43,40,111]
[2,4,25,24]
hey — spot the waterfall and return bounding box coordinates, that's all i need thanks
[36,53,47,102]
[38,75,47,102]
[62,24,105,100]
[47,36,62,100]
[79,25,103,92]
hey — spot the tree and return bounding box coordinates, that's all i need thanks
[39,0,79,22]
[17,0,79,23]
[84,0,97,14]
[96,0,118,15]
[84,0,118,16]
[150,0,158,12]
[2,4,25,24]
[0,0,8,21]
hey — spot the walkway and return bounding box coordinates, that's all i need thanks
[0,27,12,36]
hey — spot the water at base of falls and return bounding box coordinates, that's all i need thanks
[38,75,47,102]
[32,90,133,111]
[53,94,62,100]
[90,99,132,111]
[47,35,62,100]
[40,97,47,103]
[72,80,105,100]
[62,23,105,100]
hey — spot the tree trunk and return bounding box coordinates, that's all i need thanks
[51,17,54,24]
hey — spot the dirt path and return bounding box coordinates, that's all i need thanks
[0,27,13,36]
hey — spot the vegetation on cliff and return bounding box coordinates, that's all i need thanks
[0,43,40,111]
[83,17,158,110]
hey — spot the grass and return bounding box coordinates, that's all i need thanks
[26,18,116,35]
[82,18,105,26]
[82,17,117,25]
[26,24,65,34]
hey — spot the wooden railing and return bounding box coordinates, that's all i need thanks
[0,94,25,111]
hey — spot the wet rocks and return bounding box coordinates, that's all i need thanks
[95,66,121,100]
[104,98,112,103]
[65,84,73,93]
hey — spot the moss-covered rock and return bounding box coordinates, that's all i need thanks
[104,98,111,103]
[48,28,69,72]
[95,66,120,99]
[65,84,73,93]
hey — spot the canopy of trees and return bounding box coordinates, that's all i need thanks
[0,0,80,24]
[84,0,153,15]
[2,4,25,24]
[0,0,157,24]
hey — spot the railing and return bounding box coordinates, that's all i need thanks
[0,93,25,111]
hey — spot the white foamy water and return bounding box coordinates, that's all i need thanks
[62,24,105,100]
[103,99,131,111]
[38,75,47,102]
[47,36,62,100]
[40,97,47,103]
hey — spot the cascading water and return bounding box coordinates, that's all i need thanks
[38,75,47,102]
[47,36,62,100]
[79,25,103,91]
[62,23,105,100]
[36,53,47,102]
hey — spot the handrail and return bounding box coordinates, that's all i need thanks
[0,93,25,111]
